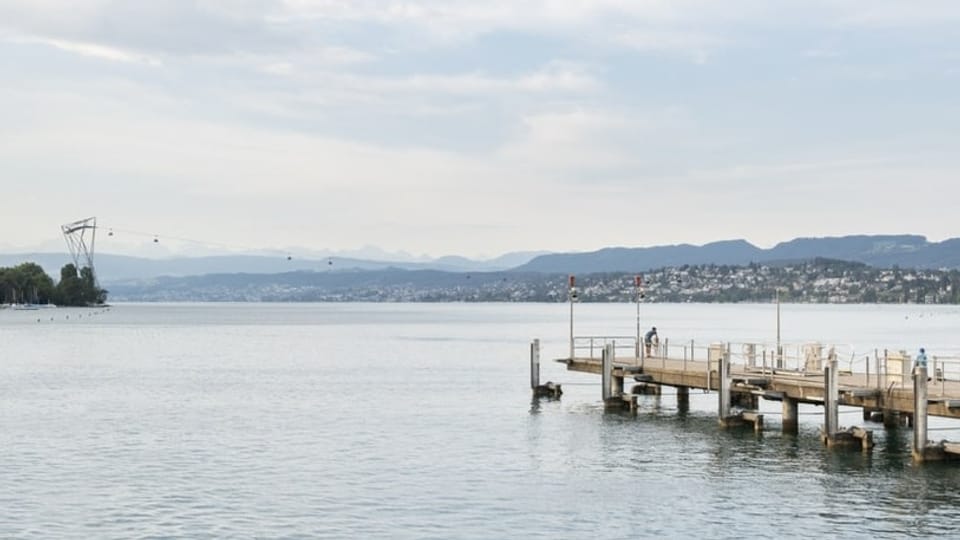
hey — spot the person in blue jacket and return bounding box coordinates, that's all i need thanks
[644,327,658,356]
[916,347,928,369]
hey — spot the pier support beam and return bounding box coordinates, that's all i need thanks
[717,347,761,429]
[909,366,957,462]
[913,365,932,462]
[782,399,799,434]
[882,410,904,429]
[824,357,839,437]
[676,386,689,408]
[631,383,661,395]
[731,391,758,410]
[821,357,873,451]
[718,348,731,424]
[602,343,613,403]
[530,339,562,398]
[613,372,624,399]
[602,344,633,410]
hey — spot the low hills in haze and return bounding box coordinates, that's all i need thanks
[516,235,960,273]
[0,235,960,302]
[0,250,549,283]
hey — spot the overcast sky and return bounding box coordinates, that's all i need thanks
[2,1,958,259]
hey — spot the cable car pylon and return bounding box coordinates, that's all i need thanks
[61,216,100,287]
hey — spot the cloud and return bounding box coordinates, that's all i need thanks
[0,0,294,57]
[6,34,161,65]
[802,48,842,59]
[4,0,960,257]
[376,62,600,95]
[832,1,960,28]
[613,28,725,62]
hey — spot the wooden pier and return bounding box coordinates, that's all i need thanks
[530,337,960,463]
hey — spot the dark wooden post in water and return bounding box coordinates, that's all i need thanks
[530,339,562,398]
[677,386,689,410]
[782,399,798,434]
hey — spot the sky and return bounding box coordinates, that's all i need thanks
[1,1,959,260]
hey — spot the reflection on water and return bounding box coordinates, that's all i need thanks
[3,303,960,538]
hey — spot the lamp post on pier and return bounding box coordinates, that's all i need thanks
[568,275,577,360]
[776,287,783,367]
[635,275,643,360]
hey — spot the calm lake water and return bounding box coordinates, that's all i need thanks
[3,302,960,538]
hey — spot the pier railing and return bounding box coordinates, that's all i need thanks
[573,335,639,359]
[571,334,960,394]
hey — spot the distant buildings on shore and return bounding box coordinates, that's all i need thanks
[107,258,960,304]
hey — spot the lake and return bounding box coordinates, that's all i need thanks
[3,302,960,538]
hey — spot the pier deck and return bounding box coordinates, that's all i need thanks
[528,335,960,461]
[561,355,960,419]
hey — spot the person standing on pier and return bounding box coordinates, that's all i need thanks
[914,348,931,382]
[644,327,658,357]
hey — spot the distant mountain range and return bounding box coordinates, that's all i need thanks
[4,235,960,288]
[516,235,960,273]
[0,250,549,283]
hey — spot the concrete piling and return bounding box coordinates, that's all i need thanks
[913,366,929,461]
[782,399,798,434]
[602,343,613,403]
[821,357,873,450]
[718,348,731,422]
[530,338,562,398]
[530,338,540,390]
[824,357,839,438]
[717,346,761,429]
[677,386,689,407]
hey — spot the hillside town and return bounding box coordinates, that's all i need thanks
[106,258,960,304]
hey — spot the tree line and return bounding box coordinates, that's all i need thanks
[0,262,108,306]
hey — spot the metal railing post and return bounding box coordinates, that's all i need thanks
[866,354,870,387]
[875,349,881,390]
